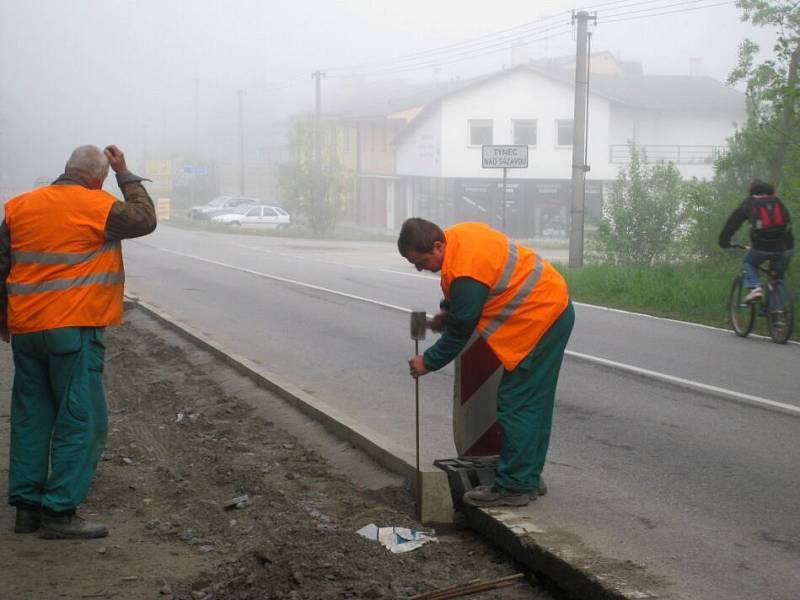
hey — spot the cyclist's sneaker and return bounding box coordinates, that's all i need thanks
[745,287,764,303]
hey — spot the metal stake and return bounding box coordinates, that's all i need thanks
[410,311,427,519]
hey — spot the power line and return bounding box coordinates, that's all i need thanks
[602,0,736,23]
[251,0,738,95]
[329,21,574,78]
[602,0,725,20]
[324,11,570,74]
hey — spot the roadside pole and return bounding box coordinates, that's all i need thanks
[481,146,528,234]
[568,10,596,267]
[237,88,246,196]
[501,167,508,232]
[312,70,326,214]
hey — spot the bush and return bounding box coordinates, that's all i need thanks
[593,147,687,265]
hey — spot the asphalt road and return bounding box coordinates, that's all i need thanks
[123,224,800,600]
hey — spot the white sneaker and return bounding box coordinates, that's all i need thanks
[745,287,763,303]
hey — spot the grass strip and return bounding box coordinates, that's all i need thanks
[554,256,799,341]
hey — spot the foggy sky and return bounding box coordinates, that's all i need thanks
[0,0,778,196]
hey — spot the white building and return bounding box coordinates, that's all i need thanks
[388,62,744,236]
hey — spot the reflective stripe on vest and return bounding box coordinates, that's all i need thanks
[8,271,125,295]
[482,253,543,338]
[11,241,118,265]
[488,240,518,298]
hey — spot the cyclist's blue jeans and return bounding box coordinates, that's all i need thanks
[743,248,793,289]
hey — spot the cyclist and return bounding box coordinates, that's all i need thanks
[719,180,794,303]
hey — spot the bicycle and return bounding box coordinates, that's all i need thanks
[728,244,794,344]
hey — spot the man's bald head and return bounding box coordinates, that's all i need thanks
[65,145,109,188]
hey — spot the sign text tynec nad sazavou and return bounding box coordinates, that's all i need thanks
[481,145,529,169]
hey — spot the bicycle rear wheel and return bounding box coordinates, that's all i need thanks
[766,281,794,344]
[729,275,755,337]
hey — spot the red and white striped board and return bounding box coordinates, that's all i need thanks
[453,332,503,456]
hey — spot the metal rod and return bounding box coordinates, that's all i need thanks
[501,167,507,232]
[411,573,525,600]
[409,579,481,600]
[415,337,421,517]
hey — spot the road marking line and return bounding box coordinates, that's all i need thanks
[153,246,413,314]
[232,242,437,279]
[573,301,800,346]
[148,244,797,415]
[567,350,800,416]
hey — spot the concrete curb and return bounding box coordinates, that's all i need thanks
[124,296,453,524]
[123,296,669,599]
[465,506,668,599]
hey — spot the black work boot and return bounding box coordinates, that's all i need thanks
[39,510,108,539]
[14,504,42,533]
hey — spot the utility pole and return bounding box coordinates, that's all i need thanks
[237,89,246,196]
[311,70,326,163]
[193,78,199,155]
[568,11,595,267]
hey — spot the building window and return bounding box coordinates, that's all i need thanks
[468,119,493,146]
[513,119,537,146]
[556,119,573,146]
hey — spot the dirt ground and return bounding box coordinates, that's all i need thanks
[0,309,559,600]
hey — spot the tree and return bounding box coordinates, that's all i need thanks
[277,120,353,235]
[682,0,799,255]
[593,147,687,265]
[726,0,800,196]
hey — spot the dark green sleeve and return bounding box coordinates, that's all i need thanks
[423,277,489,371]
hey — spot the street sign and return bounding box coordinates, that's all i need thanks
[183,165,208,175]
[481,145,528,169]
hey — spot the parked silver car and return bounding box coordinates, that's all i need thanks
[189,196,257,220]
[211,204,291,229]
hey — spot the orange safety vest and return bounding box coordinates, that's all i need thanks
[441,222,569,371]
[4,185,124,334]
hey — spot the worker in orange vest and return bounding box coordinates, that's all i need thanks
[0,145,156,538]
[399,218,574,507]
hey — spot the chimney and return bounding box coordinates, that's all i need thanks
[689,57,703,77]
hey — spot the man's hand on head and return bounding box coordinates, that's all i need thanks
[104,145,128,174]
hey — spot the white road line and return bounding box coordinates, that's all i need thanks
[151,244,797,416]
[153,246,412,314]
[236,242,436,279]
[567,350,800,416]
[378,268,438,280]
[573,301,800,346]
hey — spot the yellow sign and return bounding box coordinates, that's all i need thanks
[156,198,171,220]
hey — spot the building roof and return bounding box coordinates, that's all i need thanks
[391,64,744,144]
[320,74,500,120]
[534,66,744,112]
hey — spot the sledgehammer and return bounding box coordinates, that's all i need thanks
[410,311,427,517]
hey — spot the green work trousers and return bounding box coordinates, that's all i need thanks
[7,326,107,513]
[495,301,574,493]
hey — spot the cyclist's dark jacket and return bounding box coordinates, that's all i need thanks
[718,195,794,252]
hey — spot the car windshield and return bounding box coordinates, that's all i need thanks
[207,197,229,208]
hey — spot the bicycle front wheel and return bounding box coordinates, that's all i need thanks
[766,281,794,344]
[729,275,755,337]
